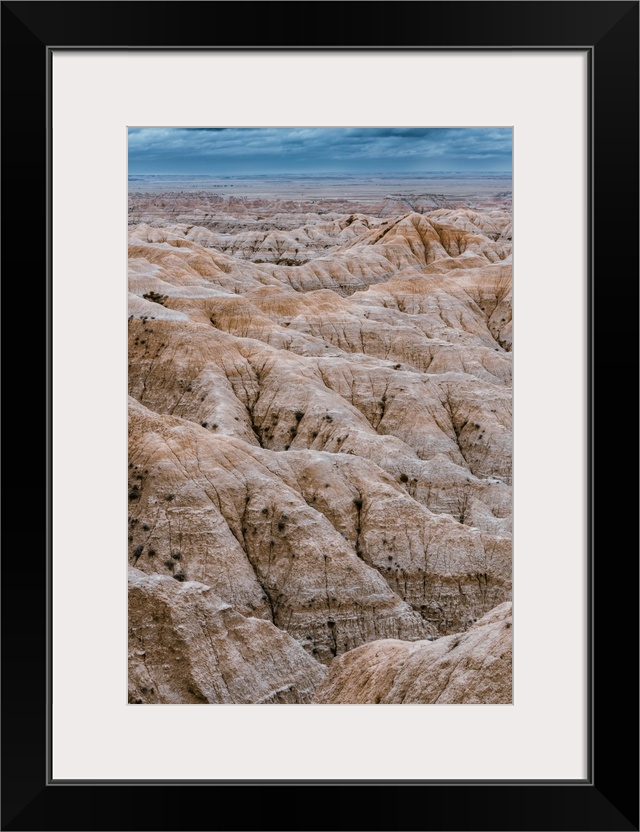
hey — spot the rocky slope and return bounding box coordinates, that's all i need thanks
[313,602,512,704]
[128,188,512,703]
[128,567,325,703]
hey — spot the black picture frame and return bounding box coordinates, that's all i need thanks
[2,2,638,830]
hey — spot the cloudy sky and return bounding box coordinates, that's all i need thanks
[128,127,512,175]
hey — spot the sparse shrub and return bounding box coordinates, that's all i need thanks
[399,472,409,483]
[353,498,363,510]
[171,552,182,560]
[294,410,304,422]
[165,494,175,502]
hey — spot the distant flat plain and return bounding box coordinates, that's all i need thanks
[128,172,512,203]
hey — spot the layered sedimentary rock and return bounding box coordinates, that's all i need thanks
[312,602,512,704]
[128,567,325,703]
[128,189,512,702]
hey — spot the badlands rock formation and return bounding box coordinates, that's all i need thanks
[128,567,325,704]
[128,184,512,704]
[312,602,512,704]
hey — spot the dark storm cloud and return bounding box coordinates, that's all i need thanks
[128,127,512,174]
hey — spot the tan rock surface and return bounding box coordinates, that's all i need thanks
[128,189,512,702]
[312,602,512,704]
[128,567,326,703]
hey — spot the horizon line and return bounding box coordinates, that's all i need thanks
[128,171,513,177]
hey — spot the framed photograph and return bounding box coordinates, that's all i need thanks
[2,2,637,830]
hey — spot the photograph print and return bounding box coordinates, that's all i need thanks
[127,127,513,705]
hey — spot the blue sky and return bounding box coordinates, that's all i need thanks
[128,128,512,175]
